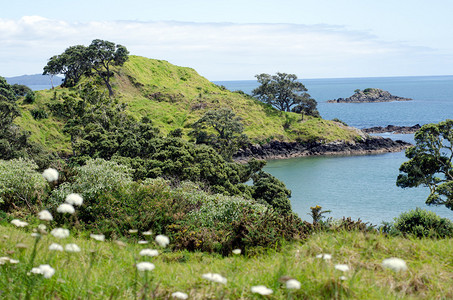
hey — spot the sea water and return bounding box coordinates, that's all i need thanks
[214,76,453,224]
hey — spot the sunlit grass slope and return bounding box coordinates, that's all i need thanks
[2,225,452,299]
[16,55,360,154]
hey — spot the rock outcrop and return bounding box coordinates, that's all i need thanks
[362,124,421,134]
[327,88,412,103]
[233,136,411,162]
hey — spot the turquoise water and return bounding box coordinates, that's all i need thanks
[215,76,453,224]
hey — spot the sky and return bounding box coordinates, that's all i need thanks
[1,0,453,80]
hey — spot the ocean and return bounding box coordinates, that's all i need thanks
[214,76,453,224]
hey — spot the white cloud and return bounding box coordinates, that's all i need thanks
[0,16,450,80]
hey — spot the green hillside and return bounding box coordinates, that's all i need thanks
[16,55,360,154]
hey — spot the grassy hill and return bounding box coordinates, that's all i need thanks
[15,55,360,154]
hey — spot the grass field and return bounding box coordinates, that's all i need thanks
[2,224,452,299]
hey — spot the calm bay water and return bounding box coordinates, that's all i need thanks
[215,76,453,224]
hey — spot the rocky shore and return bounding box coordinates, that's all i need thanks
[327,88,412,103]
[233,136,411,162]
[362,124,421,134]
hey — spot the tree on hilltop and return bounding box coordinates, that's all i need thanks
[252,72,320,117]
[43,39,129,97]
[86,39,129,97]
[43,45,91,88]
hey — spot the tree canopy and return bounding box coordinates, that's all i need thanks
[190,108,248,161]
[252,72,320,117]
[43,39,129,96]
[397,120,453,209]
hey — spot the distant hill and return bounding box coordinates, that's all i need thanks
[5,74,63,86]
[15,55,361,154]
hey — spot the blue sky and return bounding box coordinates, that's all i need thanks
[1,0,453,80]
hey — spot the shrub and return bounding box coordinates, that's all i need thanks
[48,158,133,209]
[30,108,48,120]
[24,91,36,104]
[0,158,47,212]
[251,171,292,214]
[393,208,453,238]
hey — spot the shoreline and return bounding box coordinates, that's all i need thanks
[233,136,411,162]
[362,124,421,134]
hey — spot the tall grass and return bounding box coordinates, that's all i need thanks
[2,224,453,299]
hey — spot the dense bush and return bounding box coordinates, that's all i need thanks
[48,158,133,209]
[393,208,453,238]
[251,171,292,214]
[0,158,47,212]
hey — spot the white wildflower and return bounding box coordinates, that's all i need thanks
[11,219,28,227]
[232,249,242,255]
[31,264,55,278]
[138,240,149,245]
[382,258,408,272]
[65,193,83,206]
[339,276,348,281]
[38,224,47,232]
[316,253,332,260]
[171,291,188,299]
[65,243,81,253]
[202,273,227,284]
[49,243,64,251]
[9,259,19,264]
[251,285,273,295]
[335,264,350,272]
[0,257,10,264]
[142,230,153,236]
[136,262,155,271]
[155,234,170,247]
[38,210,53,221]
[31,233,41,238]
[50,228,70,239]
[90,234,105,242]
[57,203,75,214]
[42,168,59,182]
[286,279,301,289]
[139,249,159,257]
[128,229,138,234]
[16,243,28,249]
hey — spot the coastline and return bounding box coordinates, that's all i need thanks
[233,136,411,162]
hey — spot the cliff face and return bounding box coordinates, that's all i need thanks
[327,88,412,103]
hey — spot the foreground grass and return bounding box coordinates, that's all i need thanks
[1,225,452,299]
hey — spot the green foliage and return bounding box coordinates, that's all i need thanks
[43,45,91,87]
[397,120,453,209]
[252,72,320,117]
[23,91,36,104]
[190,108,249,161]
[43,39,129,96]
[393,208,453,238]
[331,118,348,126]
[11,84,32,97]
[0,158,47,211]
[308,205,331,224]
[0,77,54,166]
[251,171,292,214]
[87,39,129,97]
[30,107,48,120]
[48,158,133,208]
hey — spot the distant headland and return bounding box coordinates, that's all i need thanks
[327,88,412,103]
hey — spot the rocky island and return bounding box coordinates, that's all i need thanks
[327,88,412,103]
